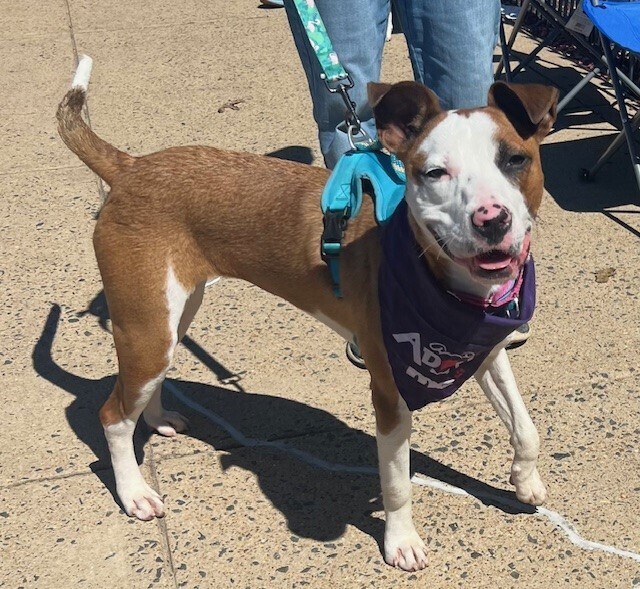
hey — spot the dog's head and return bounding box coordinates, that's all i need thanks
[369,80,558,285]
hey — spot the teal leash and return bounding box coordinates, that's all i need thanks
[290,0,372,144]
[290,0,349,85]
[291,0,406,298]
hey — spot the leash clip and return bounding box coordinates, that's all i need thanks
[504,296,520,319]
[324,74,371,142]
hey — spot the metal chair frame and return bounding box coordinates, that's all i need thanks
[498,0,640,194]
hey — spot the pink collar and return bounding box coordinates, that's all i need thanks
[447,265,526,310]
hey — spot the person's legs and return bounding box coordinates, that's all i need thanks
[394,0,500,110]
[284,0,390,168]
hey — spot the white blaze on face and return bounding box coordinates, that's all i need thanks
[405,110,532,259]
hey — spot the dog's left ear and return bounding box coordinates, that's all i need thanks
[488,81,559,141]
[368,81,442,155]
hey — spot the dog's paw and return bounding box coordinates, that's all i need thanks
[510,467,547,506]
[143,409,189,437]
[120,483,166,521]
[384,530,428,572]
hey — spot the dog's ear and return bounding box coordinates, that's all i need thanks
[368,81,442,154]
[488,82,559,141]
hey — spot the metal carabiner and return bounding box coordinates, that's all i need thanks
[336,83,361,132]
[323,73,369,141]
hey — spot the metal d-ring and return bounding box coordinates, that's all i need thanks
[347,124,374,150]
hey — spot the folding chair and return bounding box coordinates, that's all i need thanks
[582,0,640,193]
[497,1,607,112]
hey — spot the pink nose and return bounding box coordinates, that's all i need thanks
[471,203,512,244]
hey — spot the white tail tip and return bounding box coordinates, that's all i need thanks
[71,54,93,91]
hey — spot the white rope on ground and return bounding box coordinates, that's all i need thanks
[165,380,640,564]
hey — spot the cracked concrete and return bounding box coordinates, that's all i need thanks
[1,1,639,588]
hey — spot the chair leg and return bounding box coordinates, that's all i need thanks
[511,27,562,77]
[498,18,513,82]
[584,110,640,180]
[495,0,532,79]
[557,67,601,114]
[598,33,640,194]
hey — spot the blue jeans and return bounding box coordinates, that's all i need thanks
[284,0,500,168]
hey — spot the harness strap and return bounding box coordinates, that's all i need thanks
[320,148,406,297]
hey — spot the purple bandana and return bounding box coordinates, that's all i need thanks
[378,201,535,411]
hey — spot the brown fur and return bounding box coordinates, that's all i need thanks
[58,88,404,433]
[57,89,135,185]
[57,80,558,437]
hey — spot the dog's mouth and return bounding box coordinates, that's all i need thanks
[431,229,531,282]
[474,249,517,271]
[465,248,523,279]
[463,232,531,280]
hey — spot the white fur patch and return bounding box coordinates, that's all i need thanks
[71,54,93,91]
[406,111,532,261]
[166,266,190,356]
[309,311,353,342]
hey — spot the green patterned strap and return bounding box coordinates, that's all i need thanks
[291,0,350,84]
[353,138,406,182]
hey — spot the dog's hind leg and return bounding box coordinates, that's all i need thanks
[475,347,547,505]
[142,280,205,437]
[99,265,192,520]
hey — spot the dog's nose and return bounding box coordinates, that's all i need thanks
[471,203,512,244]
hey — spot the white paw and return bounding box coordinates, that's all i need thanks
[384,530,428,571]
[120,482,165,521]
[510,467,547,505]
[143,409,189,437]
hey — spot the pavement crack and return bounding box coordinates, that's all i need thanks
[1,468,98,490]
[148,445,179,589]
[62,0,79,61]
[61,0,108,204]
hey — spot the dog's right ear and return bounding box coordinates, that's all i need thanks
[368,81,442,155]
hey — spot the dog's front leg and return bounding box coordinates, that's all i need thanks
[372,381,428,571]
[475,347,547,505]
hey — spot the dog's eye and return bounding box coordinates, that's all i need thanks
[424,168,448,180]
[506,154,528,168]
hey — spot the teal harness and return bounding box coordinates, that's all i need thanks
[287,0,408,295]
[321,144,407,297]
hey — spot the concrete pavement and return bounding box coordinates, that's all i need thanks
[1,1,639,587]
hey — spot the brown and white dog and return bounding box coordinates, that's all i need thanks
[57,56,557,571]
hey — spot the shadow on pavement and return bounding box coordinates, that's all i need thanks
[33,297,536,552]
[541,136,640,212]
[31,303,149,510]
[265,145,314,165]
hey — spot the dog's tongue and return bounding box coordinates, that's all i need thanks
[475,250,513,271]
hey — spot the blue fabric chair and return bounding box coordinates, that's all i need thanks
[582,0,640,194]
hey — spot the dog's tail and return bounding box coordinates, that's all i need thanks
[56,55,134,186]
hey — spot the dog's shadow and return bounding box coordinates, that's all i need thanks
[33,297,535,550]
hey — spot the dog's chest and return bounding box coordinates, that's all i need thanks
[377,202,535,411]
